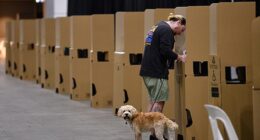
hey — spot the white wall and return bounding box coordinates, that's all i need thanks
[44,0,68,18]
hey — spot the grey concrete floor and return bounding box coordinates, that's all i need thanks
[0,62,149,140]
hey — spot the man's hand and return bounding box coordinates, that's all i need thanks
[177,54,186,62]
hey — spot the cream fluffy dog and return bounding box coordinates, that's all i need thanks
[117,105,178,140]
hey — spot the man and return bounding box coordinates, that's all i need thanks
[139,13,186,140]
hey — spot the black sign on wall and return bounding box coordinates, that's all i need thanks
[67,0,259,17]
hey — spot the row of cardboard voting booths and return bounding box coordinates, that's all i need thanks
[4,2,260,140]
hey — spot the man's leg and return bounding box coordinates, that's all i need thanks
[148,101,165,140]
[143,77,168,140]
[148,101,165,112]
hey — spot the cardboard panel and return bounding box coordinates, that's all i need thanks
[207,56,224,140]
[18,20,24,79]
[10,21,16,75]
[60,53,71,95]
[123,65,142,111]
[56,17,71,95]
[70,49,91,100]
[163,69,176,119]
[40,19,47,87]
[113,53,124,113]
[5,21,12,74]
[70,16,91,49]
[90,15,114,108]
[12,44,21,78]
[206,56,226,140]
[208,55,221,106]
[20,43,36,80]
[252,17,260,89]
[10,20,15,76]
[45,19,56,45]
[70,16,92,100]
[35,19,41,84]
[11,20,21,77]
[40,46,47,87]
[185,76,209,140]
[23,19,37,44]
[221,84,253,140]
[40,19,48,88]
[174,62,186,139]
[58,17,70,47]
[174,8,211,138]
[253,90,260,140]
[174,7,211,140]
[4,42,11,74]
[91,14,114,52]
[115,12,144,52]
[18,20,26,79]
[54,48,61,93]
[184,6,210,77]
[21,20,37,81]
[125,12,144,53]
[44,47,55,89]
[91,62,113,108]
[43,19,56,90]
[185,6,209,61]
[209,2,255,83]
[5,21,12,42]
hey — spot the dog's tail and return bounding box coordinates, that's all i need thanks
[165,118,178,140]
[166,118,178,130]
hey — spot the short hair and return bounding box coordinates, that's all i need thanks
[168,13,186,25]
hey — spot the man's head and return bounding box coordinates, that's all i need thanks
[167,13,186,35]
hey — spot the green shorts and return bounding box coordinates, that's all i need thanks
[143,76,169,102]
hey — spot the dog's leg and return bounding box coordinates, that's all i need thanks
[134,132,142,140]
[164,127,169,140]
[154,124,165,140]
[166,128,175,140]
[166,120,178,140]
[133,126,142,140]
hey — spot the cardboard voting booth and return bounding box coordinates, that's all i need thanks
[40,18,56,90]
[175,6,212,140]
[209,2,255,139]
[252,17,260,140]
[11,20,21,78]
[70,15,92,100]
[113,12,144,114]
[90,14,114,108]
[35,19,41,84]
[39,19,47,88]
[55,17,71,95]
[4,21,12,75]
[19,19,37,81]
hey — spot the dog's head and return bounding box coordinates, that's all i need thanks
[117,105,138,121]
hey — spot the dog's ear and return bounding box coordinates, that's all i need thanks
[117,106,123,117]
[130,106,138,115]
